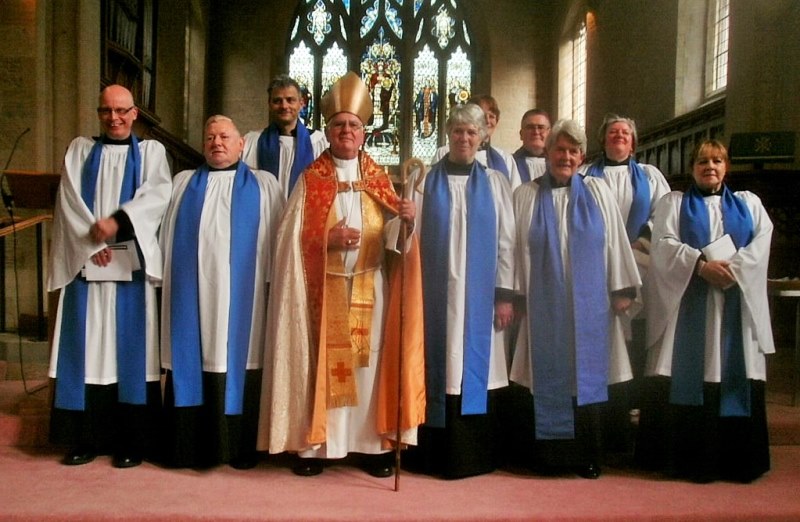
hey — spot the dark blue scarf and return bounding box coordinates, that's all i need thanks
[421,159,497,428]
[513,148,534,183]
[587,156,650,242]
[671,183,754,417]
[485,146,510,180]
[56,135,145,411]
[169,162,261,415]
[256,121,314,194]
[528,173,609,439]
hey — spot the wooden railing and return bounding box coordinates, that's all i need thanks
[0,214,52,339]
[636,98,726,178]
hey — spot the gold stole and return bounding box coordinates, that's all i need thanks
[324,188,384,408]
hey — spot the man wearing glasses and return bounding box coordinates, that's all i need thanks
[242,75,328,198]
[513,109,552,183]
[47,84,172,468]
[258,72,425,479]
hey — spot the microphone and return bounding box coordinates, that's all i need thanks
[1,127,31,212]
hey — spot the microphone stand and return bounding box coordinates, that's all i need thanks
[1,127,31,216]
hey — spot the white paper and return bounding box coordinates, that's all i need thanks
[702,234,736,261]
[83,240,140,281]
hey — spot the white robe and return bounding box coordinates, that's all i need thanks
[510,176,641,390]
[433,145,522,191]
[579,161,669,327]
[410,166,515,394]
[259,156,413,457]
[160,166,284,374]
[644,190,774,382]
[518,155,547,182]
[242,128,328,198]
[48,137,172,384]
[578,162,670,243]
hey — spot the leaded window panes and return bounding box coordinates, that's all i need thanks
[707,0,729,95]
[286,0,474,166]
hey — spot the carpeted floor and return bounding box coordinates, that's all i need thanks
[1,444,800,521]
[1,347,799,521]
[0,436,800,522]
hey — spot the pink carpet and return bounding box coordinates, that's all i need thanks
[1,445,800,521]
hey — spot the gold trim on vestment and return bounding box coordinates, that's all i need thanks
[323,190,384,408]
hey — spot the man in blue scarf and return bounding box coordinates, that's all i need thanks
[242,75,328,198]
[48,84,172,469]
[513,109,551,183]
[161,115,285,469]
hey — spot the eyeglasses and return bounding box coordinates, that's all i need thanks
[523,124,550,132]
[97,106,135,117]
[329,120,364,132]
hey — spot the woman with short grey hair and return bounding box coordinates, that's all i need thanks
[581,113,671,454]
[404,104,515,479]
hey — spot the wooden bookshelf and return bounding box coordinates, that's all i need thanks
[101,0,158,116]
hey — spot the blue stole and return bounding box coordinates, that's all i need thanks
[256,121,314,194]
[671,184,754,417]
[587,156,650,243]
[485,146,510,180]
[169,162,261,415]
[528,173,609,439]
[55,135,145,411]
[513,148,533,183]
[421,159,497,428]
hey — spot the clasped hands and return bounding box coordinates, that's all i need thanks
[327,199,416,251]
[88,217,119,267]
[697,259,737,289]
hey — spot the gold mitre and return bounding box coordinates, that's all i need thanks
[321,71,373,123]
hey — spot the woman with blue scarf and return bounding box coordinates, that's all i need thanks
[431,95,522,192]
[404,103,516,479]
[583,115,671,452]
[637,139,774,483]
[511,119,641,479]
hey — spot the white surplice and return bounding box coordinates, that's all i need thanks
[510,175,641,390]
[159,166,285,373]
[242,129,328,198]
[48,137,172,384]
[410,165,516,395]
[643,190,775,382]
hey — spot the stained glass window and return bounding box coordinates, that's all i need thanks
[286,0,474,166]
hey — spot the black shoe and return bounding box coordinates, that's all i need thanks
[292,458,323,476]
[62,447,96,466]
[364,455,395,478]
[577,463,601,479]
[112,453,142,469]
[230,455,258,470]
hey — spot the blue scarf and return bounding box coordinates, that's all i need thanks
[528,173,609,439]
[587,156,650,243]
[485,146,510,180]
[671,183,754,417]
[256,121,314,194]
[421,159,497,428]
[169,162,261,415]
[55,135,145,411]
[513,148,533,183]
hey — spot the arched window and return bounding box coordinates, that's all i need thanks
[286,0,475,166]
[558,16,587,129]
[706,0,729,96]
